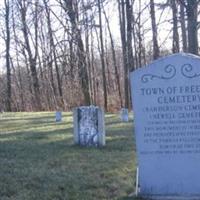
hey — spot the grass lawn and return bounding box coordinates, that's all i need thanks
[0,112,141,200]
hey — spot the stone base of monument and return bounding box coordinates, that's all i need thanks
[73,106,105,147]
[138,195,200,200]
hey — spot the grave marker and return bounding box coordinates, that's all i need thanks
[120,108,129,122]
[130,53,200,199]
[55,111,62,122]
[73,106,105,147]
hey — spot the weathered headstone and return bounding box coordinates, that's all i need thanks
[120,108,129,122]
[73,106,105,147]
[55,111,62,122]
[130,53,200,199]
[0,109,3,119]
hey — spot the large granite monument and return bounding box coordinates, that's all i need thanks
[130,53,200,199]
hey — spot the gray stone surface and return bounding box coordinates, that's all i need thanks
[55,111,62,122]
[73,108,79,144]
[130,53,200,199]
[141,196,200,200]
[120,108,129,122]
[97,108,105,146]
[73,106,105,147]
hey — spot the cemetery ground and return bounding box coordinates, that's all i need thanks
[0,112,141,200]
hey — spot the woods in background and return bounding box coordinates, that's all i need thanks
[0,0,199,111]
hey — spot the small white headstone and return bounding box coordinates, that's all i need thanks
[55,111,62,122]
[120,108,129,122]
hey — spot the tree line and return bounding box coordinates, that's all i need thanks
[0,0,199,111]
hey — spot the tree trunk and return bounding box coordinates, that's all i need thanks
[171,0,179,53]
[186,0,198,54]
[43,0,63,107]
[63,0,91,105]
[98,0,108,111]
[4,0,12,111]
[126,0,135,71]
[138,0,142,67]
[19,0,41,110]
[150,0,159,59]
[118,0,129,109]
[103,8,122,107]
[77,30,91,105]
[90,30,97,105]
[83,4,93,105]
[132,12,139,68]
[180,2,187,52]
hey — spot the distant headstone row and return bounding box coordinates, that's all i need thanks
[130,53,200,199]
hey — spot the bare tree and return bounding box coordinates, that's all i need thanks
[2,0,200,112]
[62,0,91,105]
[150,0,159,59]
[179,1,187,52]
[97,0,108,111]
[126,0,134,71]
[186,0,198,54]
[4,0,11,111]
[43,0,63,107]
[117,0,129,109]
[103,8,122,107]
[171,0,179,53]
[17,0,42,110]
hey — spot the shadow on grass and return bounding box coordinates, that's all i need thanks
[119,197,145,200]
[0,112,73,122]
[106,120,134,126]
[0,112,137,200]
[0,127,73,141]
